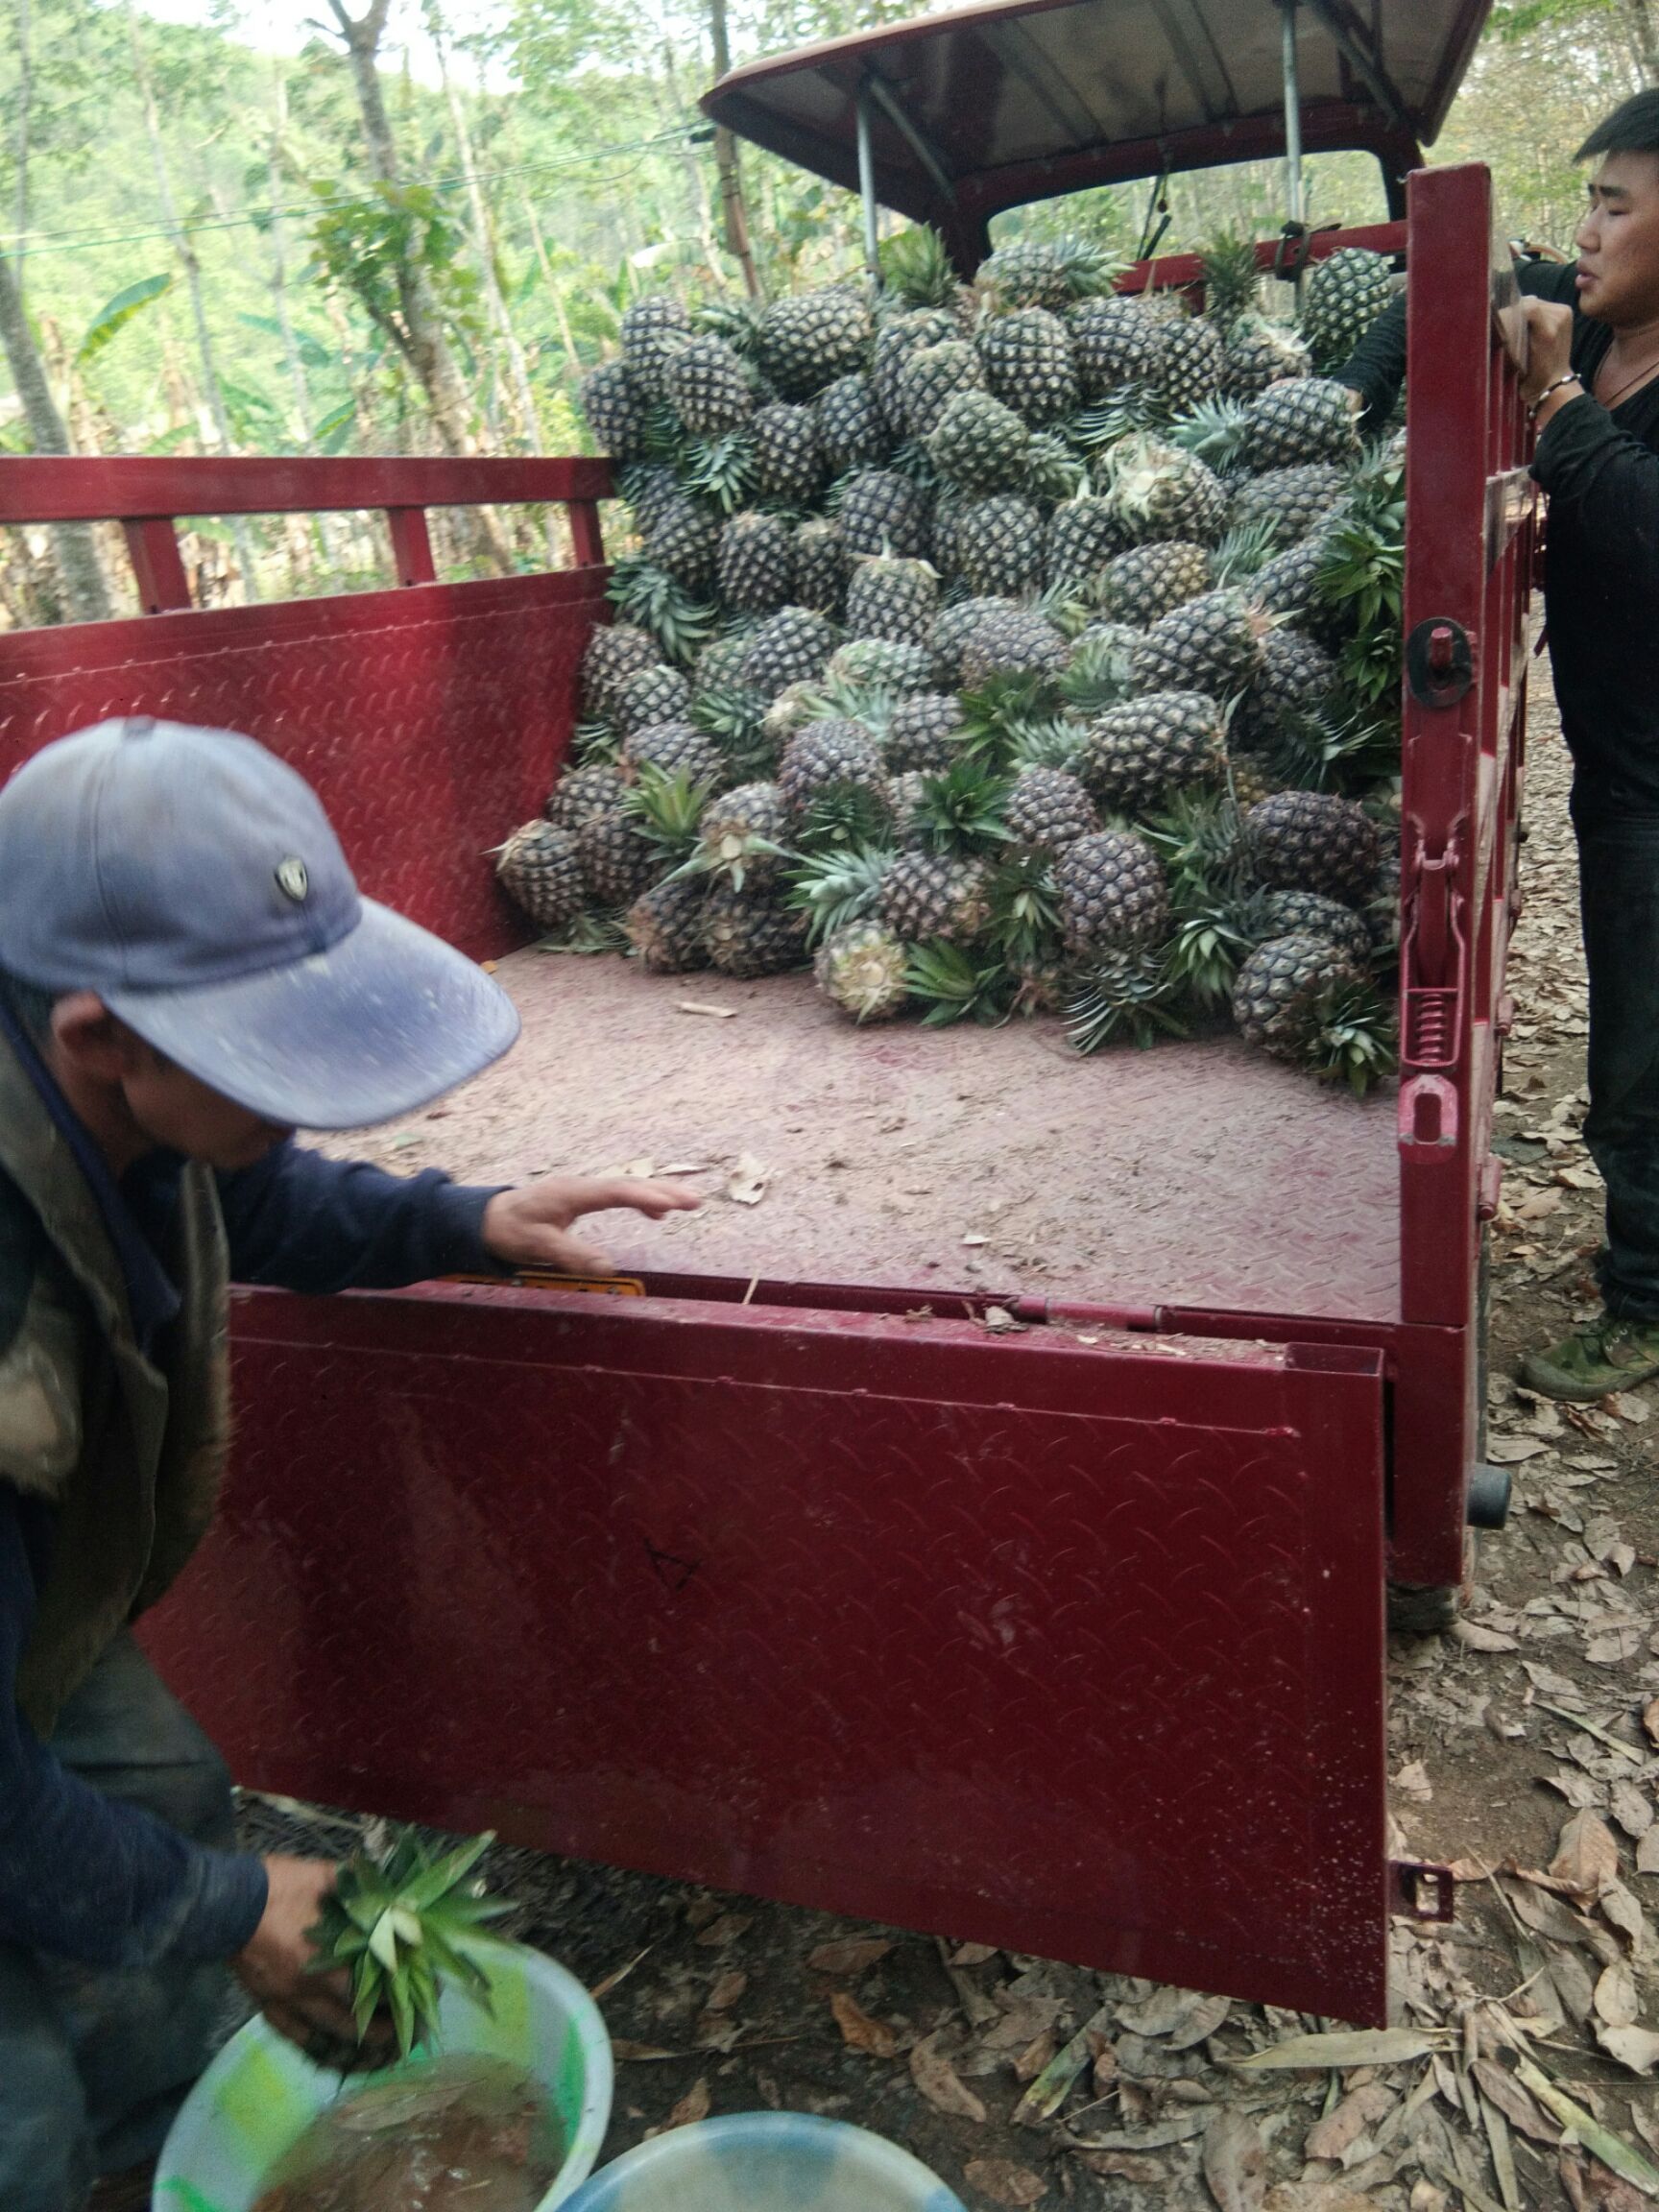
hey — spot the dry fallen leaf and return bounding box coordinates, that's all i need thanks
[1472,2058,1558,2145]
[806,1936,893,1975]
[646,2076,710,2135]
[1551,1810,1621,1898]
[1638,1830,1659,1877]
[1609,1391,1652,1423]
[1305,2083,1397,2162]
[830,1990,901,2057]
[1486,1435,1554,1463]
[910,2030,988,2121]
[1231,2028,1435,2070]
[611,2039,680,2062]
[676,1000,736,1020]
[1393,1761,1433,1804]
[1455,1619,1522,1651]
[695,1912,753,1948]
[963,2157,1047,2207]
[1614,1782,1655,1839]
[950,1941,999,1966]
[1598,1961,1641,2029]
[1599,2024,1659,2077]
[725,1153,769,1205]
[1645,1698,1659,1749]
[1203,2108,1267,2212]
[704,1969,747,2014]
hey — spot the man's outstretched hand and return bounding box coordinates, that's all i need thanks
[482,1175,701,1275]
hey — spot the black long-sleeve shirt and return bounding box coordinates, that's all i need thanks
[1342,258,1659,811]
[0,1080,506,1970]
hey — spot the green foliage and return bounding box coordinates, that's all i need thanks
[308,178,483,356]
[76,275,173,365]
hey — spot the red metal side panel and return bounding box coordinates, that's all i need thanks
[0,569,610,959]
[142,1286,1391,2023]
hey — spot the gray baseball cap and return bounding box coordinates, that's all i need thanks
[0,716,520,1129]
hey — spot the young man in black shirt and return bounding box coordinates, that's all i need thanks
[1344,91,1659,1399]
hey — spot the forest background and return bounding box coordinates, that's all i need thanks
[0,0,1645,619]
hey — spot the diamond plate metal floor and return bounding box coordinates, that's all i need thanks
[329,950,1401,1322]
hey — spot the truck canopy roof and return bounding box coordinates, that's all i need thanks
[703,0,1489,254]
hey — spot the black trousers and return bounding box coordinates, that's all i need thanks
[1575,794,1659,1321]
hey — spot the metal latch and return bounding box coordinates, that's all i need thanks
[1391,1861,1456,1922]
[1407,617,1475,708]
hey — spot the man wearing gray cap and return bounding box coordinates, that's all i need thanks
[0,715,696,2210]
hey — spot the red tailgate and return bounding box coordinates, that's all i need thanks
[143,1284,1392,2022]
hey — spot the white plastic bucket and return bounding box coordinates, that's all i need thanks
[153,1937,613,2212]
[560,2112,966,2212]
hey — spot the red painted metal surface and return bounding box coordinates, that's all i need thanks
[141,1283,1392,2022]
[0,460,614,960]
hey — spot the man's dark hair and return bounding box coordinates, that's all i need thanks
[1577,91,1659,163]
[0,969,58,1042]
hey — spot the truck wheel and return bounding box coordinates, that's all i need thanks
[1387,1532,1478,1636]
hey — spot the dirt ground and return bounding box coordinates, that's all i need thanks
[241,674,1659,2212]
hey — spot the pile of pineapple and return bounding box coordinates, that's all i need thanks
[497,229,1406,1088]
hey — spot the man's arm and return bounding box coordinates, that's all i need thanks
[0,1484,267,1966]
[1338,256,1580,429]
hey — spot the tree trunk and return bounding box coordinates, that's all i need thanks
[1616,0,1659,84]
[268,72,345,575]
[325,0,514,570]
[0,254,111,621]
[128,8,262,601]
[514,174,583,378]
[707,0,761,300]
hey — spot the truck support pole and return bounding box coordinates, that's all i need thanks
[856,84,880,281]
[1281,0,1306,298]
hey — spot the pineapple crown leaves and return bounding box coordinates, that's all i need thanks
[1212,515,1283,588]
[1263,701,1400,796]
[976,233,1119,308]
[907,756,1015,856]
[1024,433,1088,505]
[536,910,634,956]
[955,671,1063,767]
[572,717,624,768]
[878,224,962,310]
[1313,501,1404,634]
[1005,713,1086,774]
[1165,893,1267,1008]
[682,431,757,513]
[1057,630,1138,718]
[310,1825,508,2059]
[691,294,767,360]
[1302,971,1399,1095]
[888,437,942,489]
[988,850,1064,966]
[1142,786,1251,904]
[622,762,719,853]
[792,783,896,857]
[1163,396,1253,471]
[786,841,894,943]
[607,556,718,665]
[1065,945,1190,1055]
[1070,386,1167,459]
[904,939,1015,1026]
[1199,235,1262,332]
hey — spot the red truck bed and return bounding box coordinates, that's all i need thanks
[0,165,1531,2027]
[335,950,1401,1320]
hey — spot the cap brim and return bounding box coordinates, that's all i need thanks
[105,901,520,1131]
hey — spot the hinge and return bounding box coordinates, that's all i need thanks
[1391,1861,1456,1922]
[1400,824,1467,1076]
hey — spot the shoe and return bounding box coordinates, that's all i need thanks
[1521,1314,1659,1402]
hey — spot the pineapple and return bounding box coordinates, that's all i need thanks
[1057,830,1169,952]
[976,235,1114,313]
[582,623,662,721]
[759,286,874,399]
[626,878,709,972]
[741,607,841,700]
[619,461,683,537]
[978,307,1078,425]
[1233,626,1336,748]
[794,517,851,617]
[310,1825,506,2063]
[1252,531,1328,622]
[662,336,753,437]
[1151,311,1224,413]
[789,842,893,942]
[1046,495,1126,593]
[1199,236,1262,333]
[704,884,810,975]
[846,554,939,647]
[1232,931,1360,1057]
[579,361,649,462]
[1096,540,1212,626]
[1005,765,1098,856]
[1069,296,1162,397]
[817,374,889,472]
[1243,378,1361,471]
[881,224,969,312]
[694,628,759,695]
[619,296,691,401]
[885,691,964,771]
[643,494,721,593]
[1230,464,1349,547]
[1104,436,1230,545]
[1261,889,1373,965]
[750,402,825,506]
[615,662,693,735]
[1024,431,1087,505]
[871,308,958,437]
[1077,691,1227,813]
[579,800,672,909]
[1223,318,1311,398]
[495,821,586,932]
[688,781,790,892]
[824,637,938,695]
[1129,588,1271,696]
[1244,788,1382,903]
[779,717,888,819]
[545,761,625,830]
[718,513,797,613]
[879,852,994,943]
[620,718,728,790]
[814,919,910,1022]
[898,340,987,439]
[932,595,1017,684]
[1301,249,1396,373]
[926,390,1030,492]
[954,495,1045,595]
[957,603,1070,687]
[836,468,932,559]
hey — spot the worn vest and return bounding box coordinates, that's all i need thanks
[0,1032,229,1733]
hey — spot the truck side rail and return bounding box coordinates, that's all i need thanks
[0,453,613,613]
[0,454,616,957]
